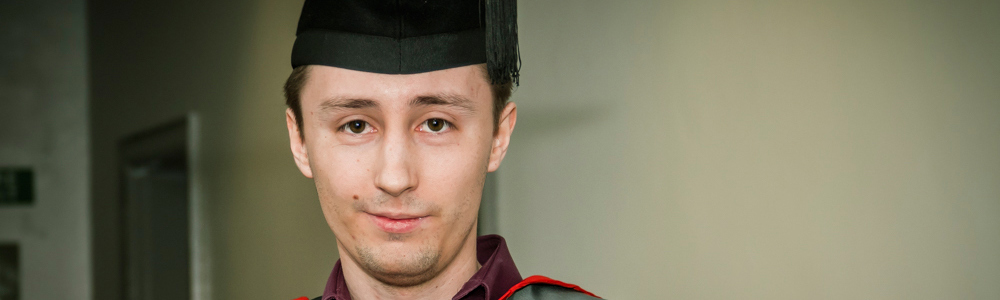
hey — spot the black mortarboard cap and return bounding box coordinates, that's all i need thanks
[292,0,520,85]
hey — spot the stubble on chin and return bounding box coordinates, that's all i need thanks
[356,244,441,287]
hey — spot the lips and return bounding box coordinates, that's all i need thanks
[368,213,426,234]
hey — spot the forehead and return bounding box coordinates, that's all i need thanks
[300,65,492,107]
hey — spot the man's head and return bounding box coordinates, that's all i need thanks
[284,64,516,286]
[285,0,520,288]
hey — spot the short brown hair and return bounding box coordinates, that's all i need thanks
[284,65,513,139]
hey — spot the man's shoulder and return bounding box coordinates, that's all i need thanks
[506,284,602,300]
[500,275,602,300]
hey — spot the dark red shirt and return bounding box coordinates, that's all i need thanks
[321,235,523,300]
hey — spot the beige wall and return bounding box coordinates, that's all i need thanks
[89,0,1000,299]
[89,0,335,299]
[500,0,1000,299]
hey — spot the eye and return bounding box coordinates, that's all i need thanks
[342,120,371,134]
[420,118,450,133]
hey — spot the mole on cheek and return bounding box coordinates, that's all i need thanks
[353,195,359,200]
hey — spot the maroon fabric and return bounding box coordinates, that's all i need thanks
[321,234,523,300]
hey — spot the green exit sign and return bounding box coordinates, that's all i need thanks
[0,168,33,205]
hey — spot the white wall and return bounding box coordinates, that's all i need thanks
[0,0,90,299]
[500,0,1000,299]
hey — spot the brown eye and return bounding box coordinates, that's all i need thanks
[344,120,368,134]
[424,118,448,132]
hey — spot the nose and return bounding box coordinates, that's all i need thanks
[374,130,417,197]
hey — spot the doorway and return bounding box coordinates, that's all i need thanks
[119,119,191,300]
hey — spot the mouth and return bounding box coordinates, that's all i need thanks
[367,212,427,234]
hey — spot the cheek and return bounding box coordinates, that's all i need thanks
[310,144,376,233]
[417,140,490,220]
[312,140,375,191]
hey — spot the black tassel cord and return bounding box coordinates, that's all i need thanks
[485,0,521,86]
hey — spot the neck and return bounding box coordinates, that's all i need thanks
[338,231,480,300]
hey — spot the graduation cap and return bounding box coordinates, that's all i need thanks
[291,0,520,85]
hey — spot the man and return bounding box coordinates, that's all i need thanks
[284,1,600,299]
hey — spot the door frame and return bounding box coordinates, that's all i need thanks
[117,113,209,300]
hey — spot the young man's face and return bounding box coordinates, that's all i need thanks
[286,65,515,286]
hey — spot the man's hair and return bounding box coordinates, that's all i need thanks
[284,65,514,139]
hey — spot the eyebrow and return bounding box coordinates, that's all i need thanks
[410,94,477,113]
[318,98,378,112]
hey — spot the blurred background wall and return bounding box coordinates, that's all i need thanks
[7,0,988,299]
[88,0,335,299]
[502,1,1000,299]
[0,0,90,299]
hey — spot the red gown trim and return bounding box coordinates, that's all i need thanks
[498,275,600,300]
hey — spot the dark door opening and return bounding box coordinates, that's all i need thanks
[119,119,191,300]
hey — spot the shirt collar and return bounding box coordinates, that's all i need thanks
[322,234,522,300]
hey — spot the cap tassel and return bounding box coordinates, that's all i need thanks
[485,0,520,85]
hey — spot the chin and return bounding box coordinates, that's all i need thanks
[355,240,443,286]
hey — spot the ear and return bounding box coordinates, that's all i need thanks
[488,102,517,172]
[286,108,314,178]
